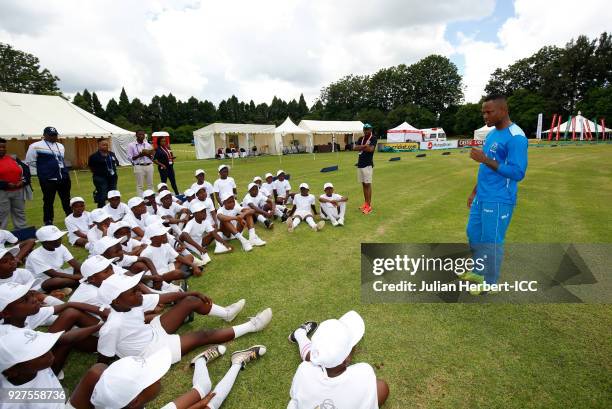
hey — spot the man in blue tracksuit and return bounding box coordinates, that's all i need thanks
[464,95,528,293]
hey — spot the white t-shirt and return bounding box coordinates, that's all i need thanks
[0,368,64,409]
[25,245,73,289]
[0,230,19,246]
[122,238,143,253]
[140,243,179,274]
[273,179,292,198]
[103,202,130,222]
[157,202,185,219]
[86,227,105,249]
[289,362,379,409]
[69,282,103,309]
[213,177,237,199]
[183,219,215,249]
[0,307,55,335]
[319,193,344,211]
[217,203,244,218]
[189,198,215,217]
[97,294,160,359]
[191,181,214,197]
[0,268,34,285]
[64,212,91,244]
[123,212,162,233]
[293,194,315,213]
[260,182,275,197]
[242,192,268,209]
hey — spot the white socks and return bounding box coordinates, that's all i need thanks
[292,218,301,228]
[257,215,266,224]
[208,364,241,409]
[192,357,213,399]
[43,295,64,306]
[232,319,256,338]
[305,217,317,229]
[294,328,312,361]
[248,228,256,239]
[274,207,284,217]
[208,304,228,319]
[234,232,248,243]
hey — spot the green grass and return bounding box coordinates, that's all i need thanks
[21,144,612,408]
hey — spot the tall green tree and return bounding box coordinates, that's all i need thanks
[91,92,105,119]
[105,98,121,122]
[454,103,483,136]
[0,43,60,94]
[507,89,549,136]
[408,55,463,115]
[118,87,131,119]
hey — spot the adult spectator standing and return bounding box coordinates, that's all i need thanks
[353,123,377,215]
[88,139,120,208]
[154,136,180,195]
[127,130,154,197]
[0,138,29,229]
[25,127,71,226]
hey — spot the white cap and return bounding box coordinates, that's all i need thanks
[0,280,34,311]
[195,169,205,176]
[310,311,365,368]
[91,348,172,408]
[144,223,170,239]
[81,255,115,283]
[98,272,143,308]
[91,209,112,224]
[69,196,85,206]
[253,176,262,182]
[184,189,195,197]
[157,183,168,190]
[194,185,207,193]
[324,182,334,190]
[220,192,234,204]
[142,189,155,198]
[93,236,122,257]
[247,182,258,191]
[0,328,63,372]
[127,197,145,208]
[158,190,172,200]
[190,201,207,214]
[0,246,19,260]
[218,164,229,172]
[107,190,121,199]
[35,225,67,242]
[299,183,309,190]
[108,221,131,238]
[264,173,274,179]
[277,169,285,176]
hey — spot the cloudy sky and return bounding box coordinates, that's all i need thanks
[1,0,610,106]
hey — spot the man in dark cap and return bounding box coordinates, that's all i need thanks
[25,127,71,225]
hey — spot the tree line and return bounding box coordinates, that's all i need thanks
[1,32,610,141]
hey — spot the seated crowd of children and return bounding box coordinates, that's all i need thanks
[0,164,390,408]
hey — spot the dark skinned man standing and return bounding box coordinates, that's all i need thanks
[353,123,377,214]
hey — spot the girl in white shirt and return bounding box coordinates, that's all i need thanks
[286,184,325,232]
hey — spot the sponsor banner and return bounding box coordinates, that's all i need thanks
[420,140,459,150]
[379,142,419,152]
[458,139,484,147]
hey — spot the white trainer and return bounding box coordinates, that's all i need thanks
[225,299,246,322]
[316,221,325,231]
[249,307,272,332]
[250,236,266,246]
[201,252,212,265]
[338,218,345,226]
[214,241,231,254]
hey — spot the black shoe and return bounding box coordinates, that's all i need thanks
[288,321,318,343]
[281,214,288,222]
[264,219,273,229]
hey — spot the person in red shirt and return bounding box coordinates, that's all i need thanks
[0,138,27,229]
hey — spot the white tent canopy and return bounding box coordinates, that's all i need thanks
[543,113,612,135]
[193,123,280,159]
[275,117,312,153]
[474,125,494,140]
[386,122,423,142]
[0,91,136,166]
[297,120,364,151]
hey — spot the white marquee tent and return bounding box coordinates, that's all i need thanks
[386,122,423,142]
[275,117,312,153]
[542,113,611,138]
[193,123,280,159]
[297,120,364,152]
[0,91,136,168]
[474,125,494,140]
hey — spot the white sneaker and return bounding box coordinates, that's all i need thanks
[250,235,266,247]
[330,218,338,227]
[201,252,212,265]
[231,345,266,369]
[240,238,253,252]
[193,257,206,267]
[338,218,345,226]
[286,216,294,233]
[249,307,272,332]
[214,241,231,254]
[190,345,226,366]
[225,299,246,322]
[316,221,325,231]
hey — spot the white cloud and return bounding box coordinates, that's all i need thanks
[459,0,612,102]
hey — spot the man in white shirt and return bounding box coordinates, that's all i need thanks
[286,183,325,232]
[273,170,293,205]
[103,190,130,222]
[287,311,389,409]
[242,183,274,229]
[213,164,237,206]
[191,169,215,207]
[319,182,348,227]
[128,130,155,197]
[64,197,91,249]
[216,193,266,252]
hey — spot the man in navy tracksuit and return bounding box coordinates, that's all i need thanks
[25,127,72,225]
[464,95,528,293]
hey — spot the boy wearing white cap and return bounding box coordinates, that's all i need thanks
[86,209,113,247]
[180,201,227,263]
[108,220,147,256]
[143,189,159,215]
[25,226,82,292]
[64,197,92,249]
[242,182,275,229]
[157,190,190,236]
[287,311,389,408]
[273,170,293,205]
[286,183,325,232]
[217,193,266,251]
[158,183,182,204]
[191,185,218,226]
[192,168,215,206]
[213,164,237,206]
[319,182,348,226]
[123,197,162,240]
[95,272,272,365]
[103,190,130,222]
[69,255,118,311]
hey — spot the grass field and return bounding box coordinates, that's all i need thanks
[20,143,612,408]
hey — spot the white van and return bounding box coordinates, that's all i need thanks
[420,128,446,141]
